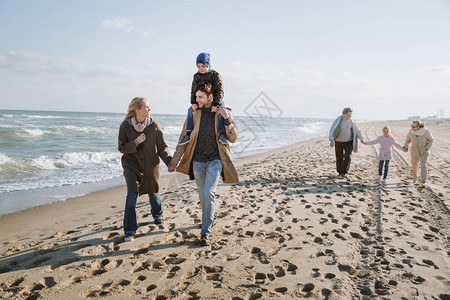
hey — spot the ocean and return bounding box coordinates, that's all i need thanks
[0,109,332,216]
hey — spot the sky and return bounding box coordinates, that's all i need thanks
[0,0,449,120]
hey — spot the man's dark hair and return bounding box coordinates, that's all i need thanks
[342,107,353,115]
[194,81,212,95]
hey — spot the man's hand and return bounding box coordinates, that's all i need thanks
[168,164,176,172]
[211,106,218,113]
[218,106,229,119]
[329,140,335,148]
[192,104,198,111]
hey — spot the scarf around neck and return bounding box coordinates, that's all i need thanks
[131,117,151,132]
[409,127,427,136]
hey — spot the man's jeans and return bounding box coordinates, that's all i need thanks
[124,192,162,236]
[378,160,390,179]
[192,159,223,236]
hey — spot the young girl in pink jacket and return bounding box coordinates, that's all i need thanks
[363,126,406,183]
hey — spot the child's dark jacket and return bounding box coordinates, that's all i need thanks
[190,70,224,106]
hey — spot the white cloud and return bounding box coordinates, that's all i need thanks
[0,52,85,74]
[429,65,450,74]
[142,28,156,37]
[100,18,133,33]
[1,51,449,120]
[0,51,190,113]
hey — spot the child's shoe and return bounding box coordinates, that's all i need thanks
[219,133,229,145]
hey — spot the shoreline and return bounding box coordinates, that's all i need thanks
[1,119,449,299]
[0,132,328,219]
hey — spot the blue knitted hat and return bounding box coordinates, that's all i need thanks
[196,52,211,68]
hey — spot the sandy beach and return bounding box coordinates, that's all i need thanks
[0,120,449,299]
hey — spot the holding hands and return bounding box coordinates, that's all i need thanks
[192,104,198,111]
[403,147,408,152]
[329,140,335,148]
[168,164,176,172]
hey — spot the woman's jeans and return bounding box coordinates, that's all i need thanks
[123,168,162,236]
[192,159,223,236]
[411,155,428,182]
[378,160,390,179]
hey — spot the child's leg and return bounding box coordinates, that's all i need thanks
[218,114,226,134]
[217,101,228,144]
[383,160,390,179]
[186,107,194,133]
[179,107,194,145]
[218,100,226,134]
[378,160,384,176]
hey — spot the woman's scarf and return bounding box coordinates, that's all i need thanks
[131,117,151,132]
[409,127,427,137]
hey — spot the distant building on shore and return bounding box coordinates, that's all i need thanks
[408,116,420,120]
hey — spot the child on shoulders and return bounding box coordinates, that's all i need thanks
[178,52,228,145]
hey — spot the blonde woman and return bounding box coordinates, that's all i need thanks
[118,97,172,241]
[403,120,433,186]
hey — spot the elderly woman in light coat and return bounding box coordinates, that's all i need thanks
[403,120,433,186]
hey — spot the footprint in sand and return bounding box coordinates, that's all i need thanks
[166,266,181,278]
[203,265,224,282]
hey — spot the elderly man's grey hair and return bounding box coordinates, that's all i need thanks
[342,107,353,115]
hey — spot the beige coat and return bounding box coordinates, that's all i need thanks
[403,128,433,157]
[171,109,238,183]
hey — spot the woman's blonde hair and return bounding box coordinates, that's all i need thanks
[412,120,425,128]
[124,97,147,120]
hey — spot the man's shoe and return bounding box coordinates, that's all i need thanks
[219,134,229,145]
[378,175,382,182]
[382,179,386,184]
[178,135,190,145]
[200,234,209,246]
[154,219,162,225]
